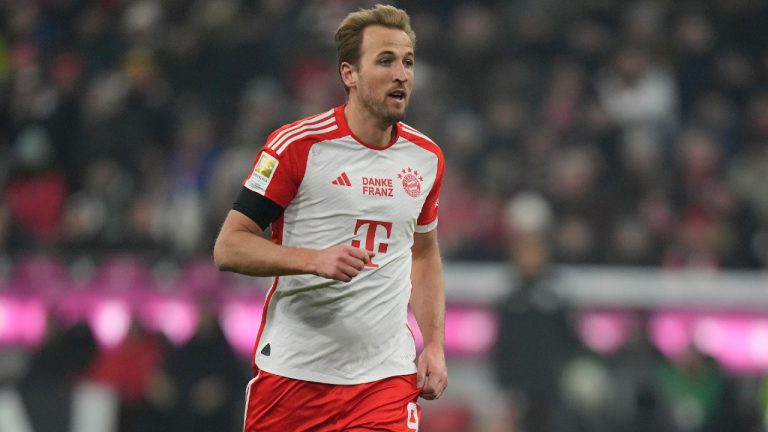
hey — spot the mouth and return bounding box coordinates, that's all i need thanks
[388,90,407,102]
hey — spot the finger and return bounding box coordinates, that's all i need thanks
[327,264,355,282]
[416,365,427,389]
[419,386,439,400]
[433,378,447,396]
[340,255,365,271]
[421,375,446,398]
[333,272,352,282]
[348,247,375,263]
[421,374,437,395]
[339,264,360,279]
[421,392,438,400]
[364,250,376,263]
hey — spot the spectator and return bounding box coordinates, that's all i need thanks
[19,320,97,432]
[2,126,68,248]
[1,1,768,429]
[86,322,169,432]
[0,0,766,269]
[157,306,247,432]
[493,192,581,432]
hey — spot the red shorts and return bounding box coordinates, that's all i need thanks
[243,371,421,432]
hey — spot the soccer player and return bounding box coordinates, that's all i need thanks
[213,4,447,431]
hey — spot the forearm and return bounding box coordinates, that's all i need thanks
[213,210,316,277]
[214,228,315,277]
[410,249,446,349]
[214,210,372,281]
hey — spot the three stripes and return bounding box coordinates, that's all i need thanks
[263,109,433,157]
[331,172,352,186]
[265,109,337,155]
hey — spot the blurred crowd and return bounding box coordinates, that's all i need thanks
[489,230,767,432]
[1,0,768,268]
[3,0,768,431]
[0,306,249,432]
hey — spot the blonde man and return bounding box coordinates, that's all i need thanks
[215,4,447,431]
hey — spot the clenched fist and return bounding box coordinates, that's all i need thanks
[310,245,376,282]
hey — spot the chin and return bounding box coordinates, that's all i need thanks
[388,107,407,122]
[384,112,406,125]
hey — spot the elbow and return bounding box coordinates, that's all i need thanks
[213,239,234,272]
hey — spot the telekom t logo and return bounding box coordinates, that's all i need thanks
[351,219,393,268]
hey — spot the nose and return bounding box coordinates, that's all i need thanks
[393,62,409,83]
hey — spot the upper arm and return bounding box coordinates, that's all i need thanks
[219,209,264,238]
[412,229,440,261]
[415,147,444,232]
[213,209,265,270]
[233,186,285,230]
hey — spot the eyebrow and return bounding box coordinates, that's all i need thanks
[376,49,415,58]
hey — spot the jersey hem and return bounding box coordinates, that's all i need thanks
[254,363,418,385]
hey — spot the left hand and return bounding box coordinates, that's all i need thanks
[416,344,448,400]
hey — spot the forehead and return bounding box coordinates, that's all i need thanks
[360,25,413,57]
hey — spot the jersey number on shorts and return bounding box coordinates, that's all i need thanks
[406,402,419,430]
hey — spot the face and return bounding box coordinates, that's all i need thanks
[345,25,415,125]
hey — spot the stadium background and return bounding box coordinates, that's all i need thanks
[2,0,768,430]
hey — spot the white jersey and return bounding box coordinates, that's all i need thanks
[242,105,444,385]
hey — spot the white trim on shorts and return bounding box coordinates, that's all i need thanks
[242,371,261,432]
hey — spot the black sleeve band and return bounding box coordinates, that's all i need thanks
[232,186,285,230]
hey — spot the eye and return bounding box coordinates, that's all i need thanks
[379,57,392,65]
[404,58,415,68]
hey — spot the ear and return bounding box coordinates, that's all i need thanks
[340,62,357,90]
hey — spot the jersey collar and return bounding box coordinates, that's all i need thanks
[335,105,400,150]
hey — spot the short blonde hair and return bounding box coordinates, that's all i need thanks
[334,4,416,68]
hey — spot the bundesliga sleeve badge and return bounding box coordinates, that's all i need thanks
[246,152,279,195]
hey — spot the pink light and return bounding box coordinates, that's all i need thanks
[446,309,497,355]
[578,311,632,354]
[0,299,11,341]
[715,319,755,372]
[55,292,101,325]
[409,307,497,356]
[220,301,263,357]
[649,313,691,360]
[644,312,768,373]
[690,316,756,372]
[749,322,768,369]
[692,317,727,356]
[407,312,423,350]
[90,300,132,348]
[17,300,46,347]
[139,299,198,346]
[0,297,47,347]
[218,304,498,358]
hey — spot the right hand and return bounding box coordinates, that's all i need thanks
[311,245,375,282]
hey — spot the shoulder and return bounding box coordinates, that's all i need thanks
[399,123,443,159]
[263,109,344,158]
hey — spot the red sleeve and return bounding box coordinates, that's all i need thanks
[242,133,310,209]
[241,110,339,208]
[417,147,444,227]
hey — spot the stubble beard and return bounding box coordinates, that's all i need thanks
[360,88,406,128]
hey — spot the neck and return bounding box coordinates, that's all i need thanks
[344,100,394,148]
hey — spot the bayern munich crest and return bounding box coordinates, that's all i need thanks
[398,167,423,198]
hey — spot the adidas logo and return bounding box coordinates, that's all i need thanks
[331,172,352,186]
